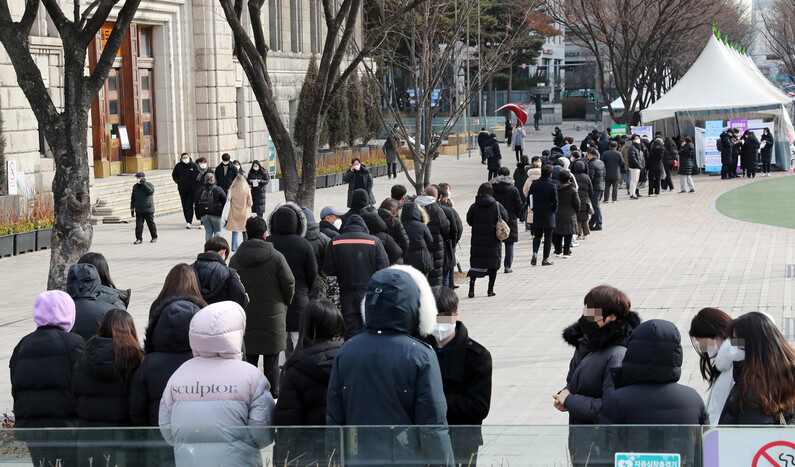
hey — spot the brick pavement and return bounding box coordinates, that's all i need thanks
[0,124,792,446]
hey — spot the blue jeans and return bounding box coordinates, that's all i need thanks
[504,242,515,268]
[202,215,222,241]
[231,231,241,251]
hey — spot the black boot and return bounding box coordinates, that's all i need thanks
[468,279,476,298]
[487,278,496,297]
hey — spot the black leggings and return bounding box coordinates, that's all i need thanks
[388,162,398,178]
[514,147,523,162]
[762,161,771,173]
[532,227,553,259]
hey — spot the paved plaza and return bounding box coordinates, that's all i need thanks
[1,123,793,435]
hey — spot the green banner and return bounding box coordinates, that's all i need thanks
[610,124,627,137]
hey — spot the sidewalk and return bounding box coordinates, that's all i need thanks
[0,123,793,431]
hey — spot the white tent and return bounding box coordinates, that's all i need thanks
[641,35,794,170]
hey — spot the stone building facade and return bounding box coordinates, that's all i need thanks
[0,0,343,188]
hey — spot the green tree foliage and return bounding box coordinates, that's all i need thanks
[294,56,319,149]
[324,75,349,150]
[346,73,367,147]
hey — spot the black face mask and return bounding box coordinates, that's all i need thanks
[578,316,602,335]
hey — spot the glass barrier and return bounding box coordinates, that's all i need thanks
[1,425,793,466]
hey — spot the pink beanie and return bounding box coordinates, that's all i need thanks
[33,291,76,332]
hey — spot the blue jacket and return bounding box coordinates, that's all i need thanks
[327,265,454,465]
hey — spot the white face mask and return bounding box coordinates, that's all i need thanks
[199,163,207,170]
[223,160,229,165]
[252,165,260,171]
[333,218,343,229]
[706,342,720,359]
[353,164,361,171]
[447,190,452,199]
[729,344,745,362]
[432,323,456,342]
[181,158,189,164]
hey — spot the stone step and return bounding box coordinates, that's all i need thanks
[92,170,183,223]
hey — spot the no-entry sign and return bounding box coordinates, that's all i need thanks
[704,428,795,467]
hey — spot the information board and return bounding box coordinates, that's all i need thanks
[615,452,680,467]
[630,126,654,139]
[610,124,627,137]
[704,120,723,173]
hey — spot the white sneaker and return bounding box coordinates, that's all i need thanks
[186,223,192,229]
[562,254,571,259]
[571,240,580,247]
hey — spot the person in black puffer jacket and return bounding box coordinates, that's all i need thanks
[555,285,640,467]
[196,172,227,241]
[415,186,450,288]
[343,158,376,208]
[67,263,117,341]
[597,320,707,465]
[436,187,463,289]
[485,134,502,180]
[360,206,404,264]
[677,137,696,193]
[400,202,434,276]
[552,171,580,258]
[247,160,270,216]
[267,202,319,351]
[11,291,85,466]
[323,214,388,339]
[78,252,131,310]
[647,138,665,196]
[190,237,249,308]
[301,207,332,300]
[129,295,204,466]
[662,138,678,191]
[273,300,345,432]
[571,159,593,240]
[340,188,373,228]
[378,198,410,254]
[466,183,508,298]
[490,168,523,273]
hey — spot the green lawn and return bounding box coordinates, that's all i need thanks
[715,175,795,229]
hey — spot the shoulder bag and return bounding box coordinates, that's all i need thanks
[495,203,510,241]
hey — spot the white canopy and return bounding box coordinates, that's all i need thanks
[642,35,792,122]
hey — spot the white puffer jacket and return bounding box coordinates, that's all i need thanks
[159,301,275,466]
[706,339,741,426]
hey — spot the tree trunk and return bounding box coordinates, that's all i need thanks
[507,66,513,120]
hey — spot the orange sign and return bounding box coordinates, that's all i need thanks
[100,24,122,57]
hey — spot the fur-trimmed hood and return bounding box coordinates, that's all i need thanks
[563,311,641,352]
[267,201,307,237]
[400,202,430,225]
[362,264,437,337]
[489,175,514,186]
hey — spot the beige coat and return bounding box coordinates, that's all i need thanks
[224,188,253,232]
[523,167,542,224]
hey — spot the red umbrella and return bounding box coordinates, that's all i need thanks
[496,103,528,125]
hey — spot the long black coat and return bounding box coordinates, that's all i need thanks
[130,296,203,426]
[72,337,136,426]
[400,203,434,275]
[267,202,318,332]
[466,195,509,271]
[601,150,624,180]
[486,140,502,171]
[647,145,664,178]
[527,176,558,229]
[741,134,760,169]
[490,176,523,243]
[214,162,239,193]
[304,222,331,299]
[360,209,404,264]
[571,161,593,222]
[67,264,116,341]
[229,238,296,355]
[678,143,695,176]
[427,322,491,463]
[247,167,270,214]
[554,183,580,236]
[343,165,375,207]
[719,131,733,163]
[760,132,774,163]
[419,199,450,286]
[11,326,84,427]
[588,158,606,191]
[190,252,249,308]
[274,339,343,426]
[513,163,530,203]
[439,202,463,270]
[379,208,410,254]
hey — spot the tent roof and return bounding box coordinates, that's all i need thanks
[641,35,791,122]
[602,91,638,111]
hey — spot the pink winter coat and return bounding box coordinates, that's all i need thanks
[159,301,275,467]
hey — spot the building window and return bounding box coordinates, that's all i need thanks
[237,87,246,139]
[139,27,152,57]
[290,0,303,53]
[269,0,282,52]
[310,0,318,53]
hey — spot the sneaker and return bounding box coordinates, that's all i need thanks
[591,227,602,231]
[531,255,537,266]
[678,190,686,193]
[504,267,513,274]
[487,291,496,297]
[150,238,158,243]
[611,200,616,203]
[689,189,695,193]
[630,196,638,200]
[542,259,554,266]
[133,239,143,245]
[186,223,192,229]
[555,252,563,257]
[562,254,571,259]
[571,240,579,247]
[481,161,487,165]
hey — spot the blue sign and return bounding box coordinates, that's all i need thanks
[615,452,681,467]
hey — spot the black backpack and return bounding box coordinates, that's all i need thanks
[716,136,723,152]
[197,188,216,216]
[484,145,495,159]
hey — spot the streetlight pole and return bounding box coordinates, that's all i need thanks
[477,0,482,121]
[466,1,471,159]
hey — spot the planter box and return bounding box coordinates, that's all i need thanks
[315,175,328,189]
[332,173,343,186]
[14,231,36,255]
[36,228,52,251]
[0,235,13,258]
